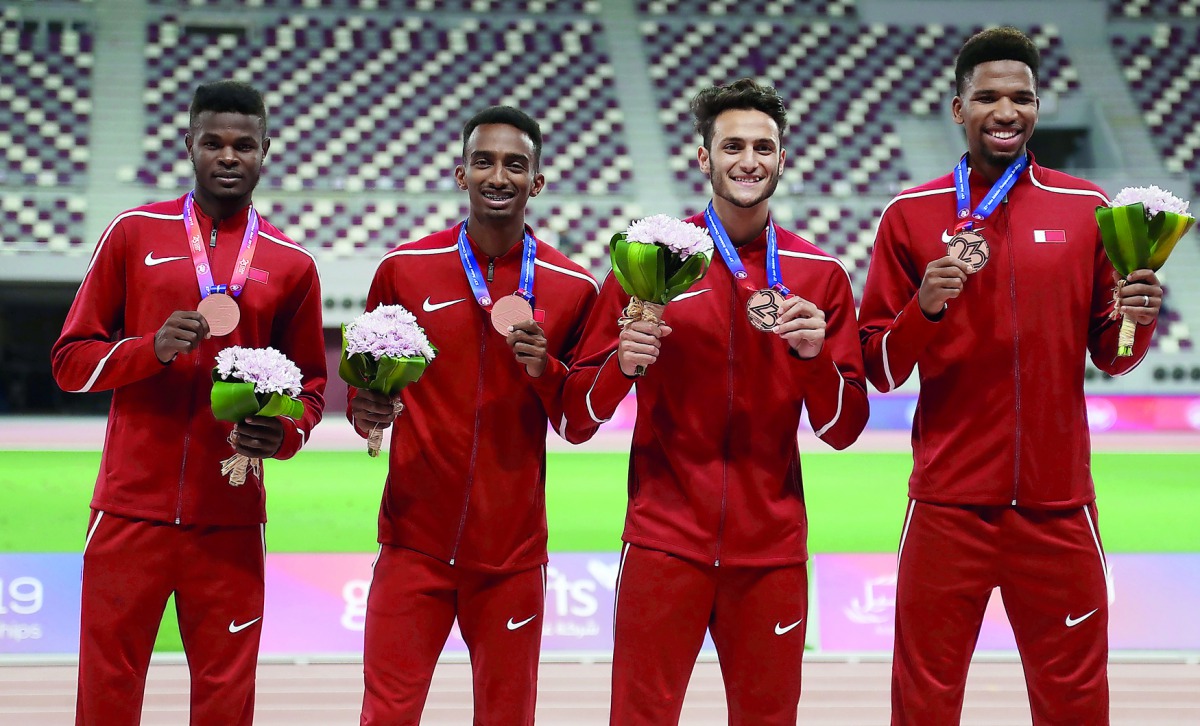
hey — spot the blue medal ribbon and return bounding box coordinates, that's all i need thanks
[456,221,537,308]
[704,202,789,296]
[953,153,1029,232]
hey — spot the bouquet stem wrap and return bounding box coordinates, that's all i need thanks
[1096,196,1194,357]
[366,399,406,458]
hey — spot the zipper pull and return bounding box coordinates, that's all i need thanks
[209,225,218,249]
[486,259,494,283]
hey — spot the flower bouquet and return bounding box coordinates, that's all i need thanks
[211,346,305,486]
[339,304,437,457]
[1095,185,1194,356]
[609,214,713,374]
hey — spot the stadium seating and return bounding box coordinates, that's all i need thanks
[138,14,630,195]
[1110,25,1200,198]
[1106,0,1200,19]
[636,0,856,17]
[0,195,88,254]
[147,0,598,11]
[0,8,93,188]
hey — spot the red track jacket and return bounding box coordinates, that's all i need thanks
[351,223,598,573]
[859,159,1155,508]
[52,195,327,526]
[563,214,869,566]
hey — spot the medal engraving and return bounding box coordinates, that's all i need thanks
[491,294,533,335]
[746,289,785,331]
[197,293,241,336]
[946,229,991,274]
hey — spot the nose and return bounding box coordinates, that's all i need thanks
[736,148,758,170]
[993,97,1018,122]
[218,145,238,166]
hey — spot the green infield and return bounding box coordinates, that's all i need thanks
[3,450,1199,553]
[3,449,1198,651]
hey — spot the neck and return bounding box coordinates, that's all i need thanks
[467,214,526,258]
[970,152,1025,184]
[193,189,250,224]
[711,196,770,247]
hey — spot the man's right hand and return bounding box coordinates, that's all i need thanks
[351,388,399,433]
[154,311,211,363]
[918,256,972,318]
[617,321,672,376]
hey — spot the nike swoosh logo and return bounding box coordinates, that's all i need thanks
[774,618,804,635]
[145,252,188,266]
[228,617,262,634]
[1065,608,1099,628]
[506,615,537,631]
[422,296,466,313]
[673,289,711,302]
[940,229,954,244]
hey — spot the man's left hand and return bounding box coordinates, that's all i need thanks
[231,416,285,458]
[1115,269,1163,326]
[775,296,826,359]
[506,319,549,378]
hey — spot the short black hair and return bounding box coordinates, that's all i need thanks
[189,80,268,136]
[461,106,543,168]
[690,78,788,150]
[955,27,1041,96]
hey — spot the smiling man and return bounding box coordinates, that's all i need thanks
[858,27,1165,723]
[51,80,327,725]
[349,106,598,725]
[563,78,868,725]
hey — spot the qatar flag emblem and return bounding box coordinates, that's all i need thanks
[1033,229,1066,244]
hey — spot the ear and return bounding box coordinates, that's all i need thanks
[697,145,711,175]
[778,147,786,171]
[951,96,965,125]
[261,136,271,159]
[454,164,467,191]
[185,132,194,160]
[530,170,545,198]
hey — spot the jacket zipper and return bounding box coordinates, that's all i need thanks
[714,278,736,567]
[486,259,494,283]
[1004,200,1021,506]
[449,320,489,565]
[209,224,218,249]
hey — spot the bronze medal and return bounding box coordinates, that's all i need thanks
[197,292,240,337]
[946,229,991,274]
[490,294,533,335]
[746,288,785,331]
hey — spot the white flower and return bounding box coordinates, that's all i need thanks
[215,346,303,397]
[626,214,714,258]
[345,304,436,362]
[1111,185,1192,217]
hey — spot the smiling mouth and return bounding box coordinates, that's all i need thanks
[731,175,764,184]
[987,128,1021,141]
[482,190,515,203]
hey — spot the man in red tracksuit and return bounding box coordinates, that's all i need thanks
[563,78,869,725]
[51,81,327,725]
[859,28,1165,724]
[349,106,598,725]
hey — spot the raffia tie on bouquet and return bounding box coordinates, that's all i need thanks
[367,398,405,458]
[1110,278,1138,357]
[617,297,666,329]
[221,431,262,487]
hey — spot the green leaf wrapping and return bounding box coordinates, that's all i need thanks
[1096,203,1194,275]
[609,233,711,304]
[337,325,431,396]
[210,378,305,422]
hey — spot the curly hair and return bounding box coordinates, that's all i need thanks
[955,27,1041,95]
[690,78,788,150]
[189,80,268,136]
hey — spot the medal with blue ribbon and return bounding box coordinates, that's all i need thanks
[456,221,538,334]
[704,202,789,331]
[948,153,1028,273]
